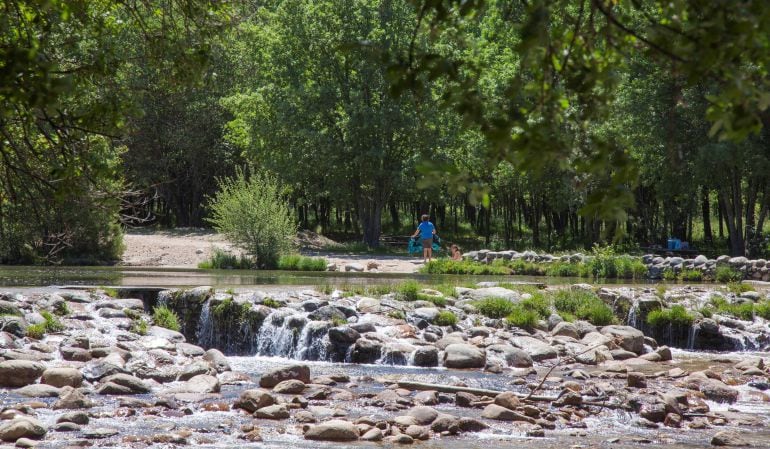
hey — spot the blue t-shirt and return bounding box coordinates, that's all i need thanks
[417,221,435,240]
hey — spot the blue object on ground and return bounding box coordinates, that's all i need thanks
[408,236,441,254]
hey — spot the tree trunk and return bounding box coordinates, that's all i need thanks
[719,190,745,256]
[702,187,712,243]
[358,196,385,248]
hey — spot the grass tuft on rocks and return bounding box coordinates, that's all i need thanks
[152,305,180,331]
[505,305,540,329]
[262,298,282,308]
[552,289,615,326]
[27,311,65,339]
[715,266,743,283]
[647,305,695,327]
[277,254,327,271]
[434,311,458,326]
[474,297,516,319]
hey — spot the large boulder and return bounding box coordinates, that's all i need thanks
[485,344,533,368]
[510,336,558,361]
[170,374,220,394]
[442,344,485,369]
[234,389,275,413]
[465,288,520,302]
[97,374,150,395]
[304,420,359,441]
[0,316,27,338]
[203,349,231,373]
[0,417,46,442]
[260,364,310,388]
[0,360,45,388]
[42,367,83,388]
[411,346,439,367]
[600,325,645,354]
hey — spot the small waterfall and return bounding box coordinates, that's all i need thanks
[686,325,698,350]
[255,310,303,357]
[196,301,213,347]
[626,303,640,328]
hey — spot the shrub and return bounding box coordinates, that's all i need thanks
[474,297,516,319]
[647,305,695,327]
[435,311,458,326]
[553,289,615,325]
[545,262,581,277]
[152,305,180,331]
[508,259,546,276]
[198,249,254,269]
[505,305,540,329]
[397,280,421,301]
[715,266,743,283]
[206,169,296,269]
[262,298,282,308]
[662,268,678,281]
[679,269,704,282]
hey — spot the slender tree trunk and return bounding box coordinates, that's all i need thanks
[702,187,712,243]
[719,190,745,256]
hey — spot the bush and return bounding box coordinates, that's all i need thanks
[152,305,180,331]
[474,297,516,319]
[198,249,254,269]
[435,311,458,326]
[206,169,296,268]
[505,305,539,329]
[277,254,327,271]
[716,266,743,283]
[397,280,421,301]
[545,262,581,277]
[553,289,615,325]
[679,269,704,282]
[647,305,695,327]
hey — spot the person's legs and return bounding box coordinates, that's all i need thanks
[421,239,432,262]
[427,247,433,262]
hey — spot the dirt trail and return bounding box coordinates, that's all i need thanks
[121,229,422,273]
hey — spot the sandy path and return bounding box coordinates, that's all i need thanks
[121,229,422,273]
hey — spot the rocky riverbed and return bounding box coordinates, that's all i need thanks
[1,284,769,448]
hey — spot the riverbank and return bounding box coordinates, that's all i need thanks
[1,283,769,447]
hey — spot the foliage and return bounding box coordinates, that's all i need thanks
[727,282,754,295]
[131,319,149,336]
[473,298,517,319]
[647,305,695,327]
[206,169,296,268]
[152,306,180,332]
[397,281,421,302]
[709,297,755,321]
[716,267,744,283]
[28,310,66,339]
[262,298,282,309]
[662,269,678,281]
[53,302,70,316]
[679,269,704,282]
[755,301,770,320]
[100,287,119,298]
[553,289,615,326]
[277,255,328,271]
[388,310,406,320]
[434,311,458,327]
[331,316,348,326]
[505,305,540,330]
[421,259,511,275]
[198,249,254,270]
[545,262,581,277]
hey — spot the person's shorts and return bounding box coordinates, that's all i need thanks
[422,239,433,249]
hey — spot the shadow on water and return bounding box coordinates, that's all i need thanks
[0,265,661,289]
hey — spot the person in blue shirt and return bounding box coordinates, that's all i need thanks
[411,214,436,263]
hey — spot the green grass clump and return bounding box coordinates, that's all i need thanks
[435,311,458,326]
[755,301,770,320]
[26,323,47,339]
[552,289,615,326]
[262,298,282,308]
[397,280,421,301]
[99,286,119,298]
[505,305,540,329]
[715,266,743,283]
[710,296,755,320]
[474,297,517,319]
[545,262,581,277]
[508,259,546,276]
[420,259,510,275]
[152,305,180,331]
[727,282,753,294]
[388,310,406,320]
[53,301,70,316]
[433,284,459,298]
[131,318,149,336]
[198,249,254,269]
[417,293,447,307]
[647,305,695,327]
[679,269,704,282]
[123,308,141,320]
[277,255,327,271]
[331,316,348,326]
[655,285,668,299]
[662,268,678,281]
[27,311,65,339]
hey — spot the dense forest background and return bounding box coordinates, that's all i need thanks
[3,0,770,264]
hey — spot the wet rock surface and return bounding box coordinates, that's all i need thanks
[0,285,768,448]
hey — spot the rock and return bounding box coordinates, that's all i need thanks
[640,403,667,423]
[414,390,439,405]
[41,367,83,388]
[176,342,206,357]
[344,263,365,272]
[485,344,533,368]
[260,364,311,387]
[82,428,119,439]
[0,418,46,442]
[350,339,382,364]
[328,326,360,345]
[600,325,645,354]
[407,406,439,425]
[465,287,520,302]
[273,379,306,394]
[711,431,749,446]
[411,346,439,367]
[494,391,521,410]
[234,389,275,413]
[82,360,127,382]
[0,316,27,338]
[15,384,61,397]
[431,414,459,433]
[0,360,45,387]
[203,349,231,373]
[385,434,414,444]
[627,372,647,388]
[60,346,92,362]
[510,336,558,361]
[361,428,383,441]
[53,422,81,432]
[304,419,359,441]
[442,344,485,369]
[53,387,93,409]
[700,379,739,403]
[456,392,478,408]
[481,404,533,422]
[56,412,89,425]
[458,417,488,432]
[177,360,215,381]
[0,300,21,316]
[551,321,580,339]
[171,374,220,394]
[405,424,430,440]
[97,373,151,395]
[254,404,290,419]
